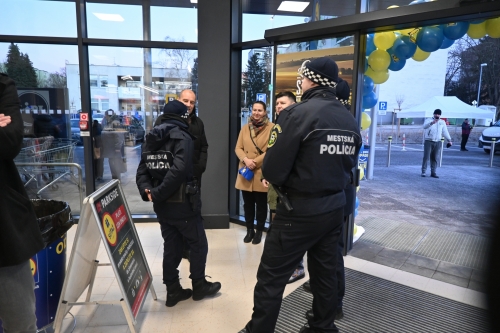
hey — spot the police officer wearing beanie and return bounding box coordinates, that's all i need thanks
[245,57,361,333]
[136,100,221,307]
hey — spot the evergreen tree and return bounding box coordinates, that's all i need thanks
[243,53,266,108]
[6,43,38,88]
[191,57,198,95]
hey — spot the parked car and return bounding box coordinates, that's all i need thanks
[70,119,83,145]
[105,115,145,142]
[478,120,500,153]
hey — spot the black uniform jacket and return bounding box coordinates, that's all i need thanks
[188,110,208,181]
[136,116,197,219]
[0,74,44,267]
[263,86,362,217]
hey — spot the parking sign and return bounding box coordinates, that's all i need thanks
[256,93,266,104]
[379,101,387,111]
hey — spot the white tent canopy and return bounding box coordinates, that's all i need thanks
[396,96,495,119]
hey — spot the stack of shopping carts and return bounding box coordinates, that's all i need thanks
[15,137,79,197]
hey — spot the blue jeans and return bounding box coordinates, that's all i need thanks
[0,260,37,333]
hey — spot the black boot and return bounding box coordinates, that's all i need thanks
[165,280,192,307]
[252,230,263,244]
[305,307,343,321]
[192,277,221,301]
[305,309,314,320]
[243,229,255,243]
[303,281,312,294]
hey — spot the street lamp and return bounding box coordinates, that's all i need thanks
[476,63,487,107]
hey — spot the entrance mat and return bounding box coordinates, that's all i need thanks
[239,268,488,333]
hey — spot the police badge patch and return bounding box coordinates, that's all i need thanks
[268,124,282,148]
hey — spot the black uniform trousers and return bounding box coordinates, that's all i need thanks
[246,207,344,333]
[159,214,208,286]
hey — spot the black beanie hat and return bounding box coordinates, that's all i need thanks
[163,100,189,118]
[434,109,442,115]
[303,57,339,88]
[335,78,350,106]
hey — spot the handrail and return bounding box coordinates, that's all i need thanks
[15,163,83,214]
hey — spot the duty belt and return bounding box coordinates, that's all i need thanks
[285,189,339,200]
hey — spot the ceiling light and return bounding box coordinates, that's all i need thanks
[190,0,198,3]
[277,1,310,12]
[93,13,125,22]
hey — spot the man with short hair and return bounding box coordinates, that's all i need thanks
[177,89,208,260]
[421,109,452,178]
[245,57,361,333]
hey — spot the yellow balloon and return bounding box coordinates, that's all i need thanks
[373,32,396,50]
[353,224,358,235]
[387,5,399,9]
[467,22,487,39]
[368,49,391,72]
[361,112,372,130]
[365,67,390,84]
[356,185,360,192]
[486,17,500,38]
[359,166,365,180]
[412,47,430,62]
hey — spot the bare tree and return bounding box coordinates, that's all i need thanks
[394,94,405,138]
[47,67,67,88]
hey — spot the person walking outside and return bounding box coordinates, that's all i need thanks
[461,118,472,151]
[421,109,452,178]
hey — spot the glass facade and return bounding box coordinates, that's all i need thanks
[1,0,496,222]
[242,0,357,42]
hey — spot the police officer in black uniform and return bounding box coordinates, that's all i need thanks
[136,100,221,307]
[245,57,361,333]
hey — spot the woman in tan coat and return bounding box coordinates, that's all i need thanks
[235,101,273,245]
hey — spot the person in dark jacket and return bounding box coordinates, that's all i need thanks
[461,118,472,151]
[177,89,209,260]
[136,100,220,307]
[0,73,44,333]
[178,89,208,183]
[245,58,361,333]
[93,120,104,180]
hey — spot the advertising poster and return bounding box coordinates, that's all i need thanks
[93,185,150,318]
[275,45,354,102]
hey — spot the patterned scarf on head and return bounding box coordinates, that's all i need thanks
[249,115,268,138]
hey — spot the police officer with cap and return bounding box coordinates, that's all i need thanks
[245,57,361,333]
[136,100,221,308]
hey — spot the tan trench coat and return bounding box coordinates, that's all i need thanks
[234,121,274,192]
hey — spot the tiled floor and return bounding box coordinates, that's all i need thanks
[57,222,487,333]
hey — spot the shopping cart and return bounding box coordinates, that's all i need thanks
[15,139,79,198]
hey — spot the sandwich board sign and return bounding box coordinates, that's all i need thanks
[53,180,157,333]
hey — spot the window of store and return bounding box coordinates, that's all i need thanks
[86,2,143,40]
[87,46,197,215]
[0,42,84,214]
[1,0,77,37]
[151,5,198,43]
[242,0,356,42]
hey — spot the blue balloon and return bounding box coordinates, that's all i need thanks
[443,22,469,40]
[362,91,378,109]
[400,35,417,58]
[354,208,359,218]
[363,76,374,96]
[440,36,454,49]
[355,197,360,209]
[416,26,444,52]
[388,49,406,71]
[366,34,376,56]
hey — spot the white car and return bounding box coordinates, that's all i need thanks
[478,120,500,153]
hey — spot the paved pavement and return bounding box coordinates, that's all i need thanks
[352,142,500,291]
